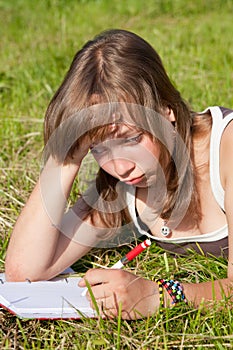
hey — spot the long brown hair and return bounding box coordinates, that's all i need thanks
[44,29,201,231]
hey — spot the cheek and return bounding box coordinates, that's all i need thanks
[94,155,115,174]
[131,142,160,167]
[100,162,114,174]
[92,152,109,167]
[144,139,161,159]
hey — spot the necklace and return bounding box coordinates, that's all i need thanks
[161,221,172,237]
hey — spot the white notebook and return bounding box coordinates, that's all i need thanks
[0,273,96,319]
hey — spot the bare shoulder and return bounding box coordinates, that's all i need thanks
[220,121,233,277]
[221,118,233,141]
[220,119,233,189]
[220,119,233,163]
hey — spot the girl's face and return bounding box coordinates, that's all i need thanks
[90,124,162,188]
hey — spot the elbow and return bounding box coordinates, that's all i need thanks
[5,246,34,281]
[5,266,27,282]
[5,266,47,282]
[5,259,30,282]
[5,255,56,282]
[5,256,44,282]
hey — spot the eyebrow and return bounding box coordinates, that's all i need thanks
[114,126,142,138]
[90,124,142,147]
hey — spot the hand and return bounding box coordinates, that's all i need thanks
[79,269,160,319]
[65,133,92,167]
[44,133,92,177]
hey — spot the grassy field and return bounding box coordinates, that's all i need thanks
[1,0,233,348]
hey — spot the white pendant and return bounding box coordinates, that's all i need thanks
[161,222,172,237]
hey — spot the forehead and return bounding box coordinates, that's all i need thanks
[89,123,141,144]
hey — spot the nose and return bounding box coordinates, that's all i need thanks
[112,158,135,178]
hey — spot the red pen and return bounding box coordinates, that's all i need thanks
[111,239,151,269]
[81,239,151,296]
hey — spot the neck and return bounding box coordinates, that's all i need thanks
[192,130,211,171]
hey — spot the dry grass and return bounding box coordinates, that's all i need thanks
[1,0,233,348]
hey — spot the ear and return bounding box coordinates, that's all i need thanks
[163,107,176,122]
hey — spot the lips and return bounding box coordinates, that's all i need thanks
[124,175,145,185]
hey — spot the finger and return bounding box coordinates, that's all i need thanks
[87,283,112,300]
[86,284,113,301]
[92,298,116,318]
[83,268,119,286]
[96,300,129,319]
[87,287,117,310]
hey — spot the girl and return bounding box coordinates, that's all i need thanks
[5,29,233,319]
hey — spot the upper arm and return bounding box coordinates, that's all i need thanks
[6,197,107,281]
[220,121,233,279]
[47,199,110,278]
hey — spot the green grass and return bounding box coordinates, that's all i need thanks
[1,0,233,348]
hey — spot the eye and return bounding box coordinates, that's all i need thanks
[90,145,107,155]
[125,133,143,144]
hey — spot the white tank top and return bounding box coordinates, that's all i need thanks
[126,106,233,243]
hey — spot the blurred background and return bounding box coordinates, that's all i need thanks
[0,1,233,347]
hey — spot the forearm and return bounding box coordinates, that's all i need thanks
[5,158,80,281]
[182,278,233,307]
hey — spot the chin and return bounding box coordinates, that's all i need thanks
[134,180,149,188]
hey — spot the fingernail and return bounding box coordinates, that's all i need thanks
[78,278,84,286]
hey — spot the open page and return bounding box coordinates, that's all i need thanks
[0,273,96,319]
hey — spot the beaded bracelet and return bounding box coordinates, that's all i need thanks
[156,279,165,307]
[156,279,187,307]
